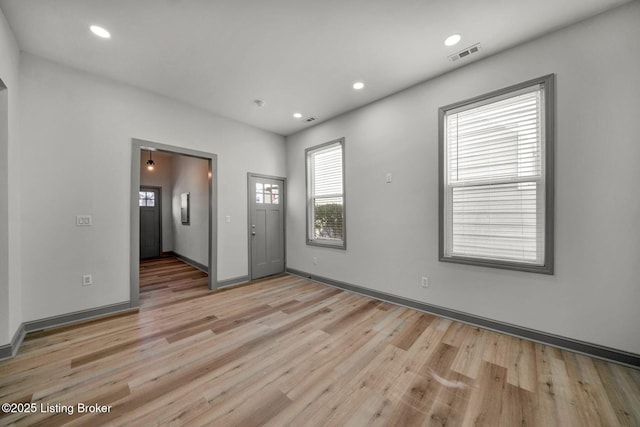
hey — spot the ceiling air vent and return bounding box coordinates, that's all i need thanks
[305,117,316,123]
[448,43,481,62]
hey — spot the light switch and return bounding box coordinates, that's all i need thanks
[76,215,93,226]
[386,172,392,183]
[225,215,231,223]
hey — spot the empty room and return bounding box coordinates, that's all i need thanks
[0,0,639,426]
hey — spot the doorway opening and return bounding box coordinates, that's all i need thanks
[130,139,217,308]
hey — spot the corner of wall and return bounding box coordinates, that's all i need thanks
[0,5,22,346]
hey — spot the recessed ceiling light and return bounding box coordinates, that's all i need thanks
[293,113,302,119]
[90,25,111,39]
[444,34,461,47]
[352,82,365,90]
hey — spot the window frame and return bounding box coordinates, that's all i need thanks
[305,137,347,249]
[438,74,555,274]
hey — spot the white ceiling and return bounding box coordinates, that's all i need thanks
[0,0,631,136]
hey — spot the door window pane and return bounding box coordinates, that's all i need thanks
[256,182,280,204]
[139,190,156,208]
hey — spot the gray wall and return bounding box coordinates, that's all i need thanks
[17,53,286,325]
[0,7,21,345]
[286,3,640,354]
[140,151,174,252]
[171,155,209,266]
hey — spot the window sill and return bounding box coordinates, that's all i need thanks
[307,239,346,250]
[439,255,553,275]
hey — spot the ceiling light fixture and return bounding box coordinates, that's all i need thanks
[293,113,302,119]
[146,150,155,171]
[444,34,461,46]
[90,25,111,39]
[352,82,365,90]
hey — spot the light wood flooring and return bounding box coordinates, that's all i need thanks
[0,257,638,426]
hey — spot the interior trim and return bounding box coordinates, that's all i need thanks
[286,268,640,369]
[171,251,209,273]
[131,138,218,308]
[23,302,136,333]
[0,302,136,361]
[0,323,25,361]
[217,275,250,289]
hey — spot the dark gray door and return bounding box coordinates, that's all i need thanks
[250,175,285,279]
[139,186,161,259]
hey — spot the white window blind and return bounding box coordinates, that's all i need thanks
[306,139,345,248]
[443,83,547,266]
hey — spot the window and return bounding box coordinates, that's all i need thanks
[439,75,554,274]
[306,138,346,248]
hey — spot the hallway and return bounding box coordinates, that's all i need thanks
[139,256,209,310]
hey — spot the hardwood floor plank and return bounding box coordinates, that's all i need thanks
[314,382,374,427]
[0,257,638,426]
[499,383,536,427]
[461,362,507,426]
[594,359,640,426]
[506,337,538,393]
[390,312,434,351]
[207,389,292,427]
[482,330,511,368]
[450,327,488,380]
[264,371,343,426]
[534,343,582,427]
[335,317,405,377]
[422,370,473,427]
[563,352,622,427]
[321,300,382,335]
[282,288,342,314]
[385,342,459,426]
[70,314,218,368]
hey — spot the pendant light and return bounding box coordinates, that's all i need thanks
[146,150,155,171]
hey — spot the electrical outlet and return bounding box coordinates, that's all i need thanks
[313,257,318,265]
[421,276,429,288]
[82,274,93,286]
